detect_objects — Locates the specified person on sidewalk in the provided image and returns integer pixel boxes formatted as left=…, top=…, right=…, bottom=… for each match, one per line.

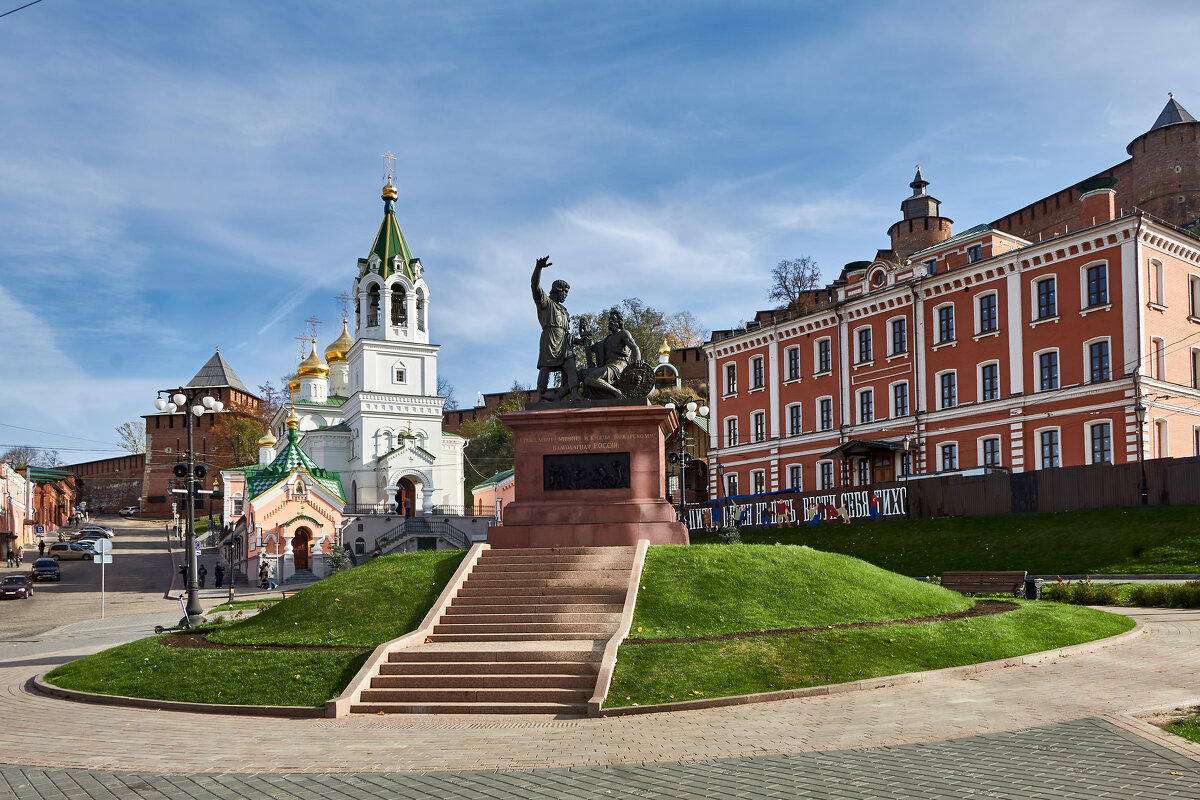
left=259, top=561, right=269, bottom=589
left=198, top=563, right=208, bottom=588
left=266, top=562, right=277, bottom=591
left=214, top=563, right=225, bottom=588
left=37, top=539, right=45, bottom=558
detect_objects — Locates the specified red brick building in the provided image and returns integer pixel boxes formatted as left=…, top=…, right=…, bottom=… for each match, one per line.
left=706, top=97, right=1200, bottom=499
left=64, top=454, right=145, bottom=514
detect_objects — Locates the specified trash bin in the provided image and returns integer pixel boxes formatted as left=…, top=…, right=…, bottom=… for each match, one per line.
left=1024, top=577, right=1044, bottom=600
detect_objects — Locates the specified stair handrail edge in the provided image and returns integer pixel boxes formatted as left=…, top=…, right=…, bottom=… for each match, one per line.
left=587, top=538, right=650, bottom=718
left=324, top=541, right=491, bottom=718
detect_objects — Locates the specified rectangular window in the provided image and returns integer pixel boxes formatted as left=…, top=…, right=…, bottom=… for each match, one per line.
left=752, top=471, right=765, bottom=495
left=1152, top=261, right=1165, bottom=305
left=900, top=451, right=912, bottom=477
left=859, top=390, right=874, bottom=424
left=1190, top=275, right=1200, bottom=317
left=1040, top=430, right=1061, bottom=468
left=1037, top=278, right=1057, bottom=319
left=967, top=244, right=982, bottom=263
left=858, top=328, right=872, bottom=363
left=232, top=497, right=245, bottom=515
left=1089, top=341, right=1111, bottom=383
left=981, top=363, right=1000, bottom=401
left=1039, top=352, right=1059, bottom=391
left=982, top=437, right=1001, bottom=467
left=1087, top=264, right=1109, bottom=306
left=1090, top=423, right=1112, bottom=464
left=819, top=461, right=833, bottom=490
left=941, top=443, right=958, bottom=470
left=937, top=306, right=955, bottom=343
left=819, top=398, right=833, bottom=431
left=788, top=465, right=802, bottom=490
left=979, top=293, right=998, bottom=332
left=940, top=372, right=957, bottom=409
left=817, top=338, right=832, bottom=373
left=787, top=347, right=800, bottom=380
left=726, top=474, right=738, bottom=497
left=856, top=458, right=870, bottom=486
left=394, top=368, right=406, bottom=382
left=789, top=405, right=802, bottom=436
left=893, top=382, right=909, bottom=417
left=753, top=411, right=766, bottom=443
left=1192, top=349, right=1200, bottom=390
left=752, top=357, right=764, bottom=389
left=725, top=364, right=737, bottom=395
left=726, top=417, right=738, bottom=447
left=891, top=318, right=907, bottom=354
left=924, top=257, right=937, bottom=275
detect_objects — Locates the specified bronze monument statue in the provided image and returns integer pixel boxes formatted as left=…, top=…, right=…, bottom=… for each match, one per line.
left=531, top=256, right=581, bottom=402
left=581, top=308, right=642, bottom=398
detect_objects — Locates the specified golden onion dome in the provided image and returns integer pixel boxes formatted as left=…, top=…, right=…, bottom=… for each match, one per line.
left=297, top=342, right=329, bottom=379
left=658, top=338, right=672, bottom=356
left=286, top=373, right=300, bottom=394
left=257, top=430, right=277, bottom=448
left=382, top=181, right=398, bottom=200
left=286, top=407, right=300, bottom=429
left=324, top=318, right=355, bottom=363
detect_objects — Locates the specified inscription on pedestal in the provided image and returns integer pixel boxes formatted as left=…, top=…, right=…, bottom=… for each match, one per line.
left=544, top=452, right=631, bottom=491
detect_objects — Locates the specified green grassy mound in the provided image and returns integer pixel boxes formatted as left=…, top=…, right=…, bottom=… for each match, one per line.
left=609, top=602, right=1133, bottom=707
left=691, top=506, right=1200, bottom=575
left=629, top=544, right=972, bottom=639
left=44, top=550, right=466, bottom=706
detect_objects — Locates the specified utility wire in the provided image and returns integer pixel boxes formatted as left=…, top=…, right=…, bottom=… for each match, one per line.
left=0, top=0, right=44, bottom=20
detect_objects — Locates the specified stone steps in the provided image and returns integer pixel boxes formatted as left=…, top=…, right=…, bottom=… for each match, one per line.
left=346, top=545, right=635, bottom=716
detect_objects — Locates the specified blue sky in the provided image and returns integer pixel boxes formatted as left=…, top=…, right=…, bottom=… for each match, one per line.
left=2, top=1, right=1199, bottom=460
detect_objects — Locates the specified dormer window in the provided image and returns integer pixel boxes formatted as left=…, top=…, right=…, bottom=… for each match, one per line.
left=871, top=270, right=886, bottom=287
left=368, top=254, right=381, bottom=274
left=967, top=245, right=982, bottom=263
left=924, top=258, right=937, bottom=275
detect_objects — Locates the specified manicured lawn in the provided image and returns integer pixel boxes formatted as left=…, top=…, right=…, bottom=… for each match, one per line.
left=692, top=506, right=1200, bottom=575
left=629, top=544, right=970, bottom=639
left=44, top=636, right=368, bottom=707
left=609, top=602, right=1133, bottom=707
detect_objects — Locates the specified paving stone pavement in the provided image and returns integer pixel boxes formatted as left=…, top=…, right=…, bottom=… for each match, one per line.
left=1, top=607, right=1199, bottom=798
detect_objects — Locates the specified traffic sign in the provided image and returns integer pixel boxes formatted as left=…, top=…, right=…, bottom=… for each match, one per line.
left=93, top=554, right=113, bottom=564
left=34, top=525, right=44, bottom=534
left=94, top=538, right=112, bottom=554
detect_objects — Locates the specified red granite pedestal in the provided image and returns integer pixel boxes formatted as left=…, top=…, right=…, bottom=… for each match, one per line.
left=487, top=404, right=689, bottom=549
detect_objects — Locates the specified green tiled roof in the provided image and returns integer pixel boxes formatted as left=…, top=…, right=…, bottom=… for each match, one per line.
left=234, top=425, right=345, bottom=502
left=473, top=468, right=514, bottom=490
left=314, top=422, right=351, bottom=432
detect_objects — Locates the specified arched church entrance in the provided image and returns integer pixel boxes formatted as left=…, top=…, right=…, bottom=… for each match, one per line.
left=396, top=476, right=421, bottom=517
left=292, top=527, right=313, bottom=571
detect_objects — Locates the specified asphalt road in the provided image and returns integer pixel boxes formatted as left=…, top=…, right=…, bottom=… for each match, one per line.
left=0, top=515, right=182, bottom=639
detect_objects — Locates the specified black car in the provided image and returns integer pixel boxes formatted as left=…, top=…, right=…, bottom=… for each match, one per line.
left=30, top=558, right=61, bottom=581
left=0, top=574, right=33, bottom=599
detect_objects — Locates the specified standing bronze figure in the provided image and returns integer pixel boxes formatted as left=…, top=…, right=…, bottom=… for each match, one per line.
left=531, top=256, right=580, bottom=402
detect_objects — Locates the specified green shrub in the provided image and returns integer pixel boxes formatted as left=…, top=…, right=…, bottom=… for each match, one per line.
left=1044, top=576, right=1118, bottom=606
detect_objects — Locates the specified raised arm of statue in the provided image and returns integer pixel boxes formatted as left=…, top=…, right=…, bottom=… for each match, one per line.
left=531, top=256, right=551, bottom=307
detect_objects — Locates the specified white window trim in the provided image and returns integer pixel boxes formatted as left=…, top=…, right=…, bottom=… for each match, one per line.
left=977, top=435, right=1002, bottom=468
left=854, top=325, right=873, bottom=364
left=933, top=301, right=957, bottom=344
left=1189, top=274, right=1200, bottom=321
left=751, top=410, right=767, bottom=443
left=1034, top=425, right=1063, bottom=469
left=816, top=395, right=835, bottom=431
left=723, top=415, right=739, bottom=447
left=786, top=463, right=803, bottom=491
left=978, top=360, right=1001, bottom=403
left=1080, top=260, right=1110, bottom=308
left=723, top=363, right=738, bottom=397
left=750, top=356, right=765, bottom=390
left=856, top=387, right=875, bottom=424
left=1150, top=258, right=1165, bottom=306
left=1033, top=347, right=1061, bottom=392
left=887, top=315, right=908, bottom=356
left=1032, top=274, right=1059, bottom=321
left=817, top=459, right=835, bottom=490
left=814, top=337, right=833, bottom=375
left=1083, top=336, right=1113, bottom=383
left=1085, top=419, right=1115, bottom=464
left=786, top=403, right=803, bottom=436
left=889, top=380, right=909, bottom=418
left=784, top=346, right=802, bottom=382
left=750, top=469, right=767, bottom=495
left=974, top=290, right=1000, bottom=335
left=1151, top=336, right=1167, bottom=381
left=938, top=441, right=959, bottom=471
left=1154, top=418, right=1169, bottom=459
left=935, top=369, right=958, bottom=410
left=1191, top=347, right=1200, bottom=390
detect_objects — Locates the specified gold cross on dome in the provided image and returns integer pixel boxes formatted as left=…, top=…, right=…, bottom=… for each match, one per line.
left=305, top=315, right=322, bottom=342
left=295, top=331, right=310, bottom=360
left=336, top=292, right=352, bottom=319
left=382, top=151, right=396, bottom=183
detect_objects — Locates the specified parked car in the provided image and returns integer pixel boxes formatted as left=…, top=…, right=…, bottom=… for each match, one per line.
left=47, top=541, right=93, bottom=561
left=30, top=558, right=61, bottom=581
left=1, top=574, right=33, bottom=599
left=118, top=507, right=139, bottom=516
left=71, top=528, right=113, bottom=540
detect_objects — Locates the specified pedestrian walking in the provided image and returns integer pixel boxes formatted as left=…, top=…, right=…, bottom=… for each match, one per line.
left=259, top=561, right=269, bottom=589
left=5, top=550, right=12, bottom=568
left=266, top=563, right=277, bottom=590
left=198, top=563, right=208, bottom=588
left=37, top=539, right=45, bottom=558
left=214, top=563, right=225, bottom=588
left=179, top=563, right=188, bottom=586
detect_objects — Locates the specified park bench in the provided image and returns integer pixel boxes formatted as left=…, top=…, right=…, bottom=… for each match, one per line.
left=941, top=570, right=1027, bottom=597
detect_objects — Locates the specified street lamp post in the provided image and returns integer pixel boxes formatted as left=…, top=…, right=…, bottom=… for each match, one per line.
left=664, top=401, right=709, bottom=526
left=1135, top=402, right=1148, bottom=506
left=154, top=387, right=224, bottom=624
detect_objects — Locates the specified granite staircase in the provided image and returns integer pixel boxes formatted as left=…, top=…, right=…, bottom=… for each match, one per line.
left=348, top=545, right=635, bottom=715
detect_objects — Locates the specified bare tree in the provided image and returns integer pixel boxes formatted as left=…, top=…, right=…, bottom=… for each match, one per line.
left=768, top=256, right=823, bottom=309
left=257, top=380, right=288, bottom=424
left=437, top=376, right=458, bottom=411
left=114, top=420, right=146, bottom=454
left=1, top=446, right=61, bottom=467
left=664, top=311, right=709, bottom=348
